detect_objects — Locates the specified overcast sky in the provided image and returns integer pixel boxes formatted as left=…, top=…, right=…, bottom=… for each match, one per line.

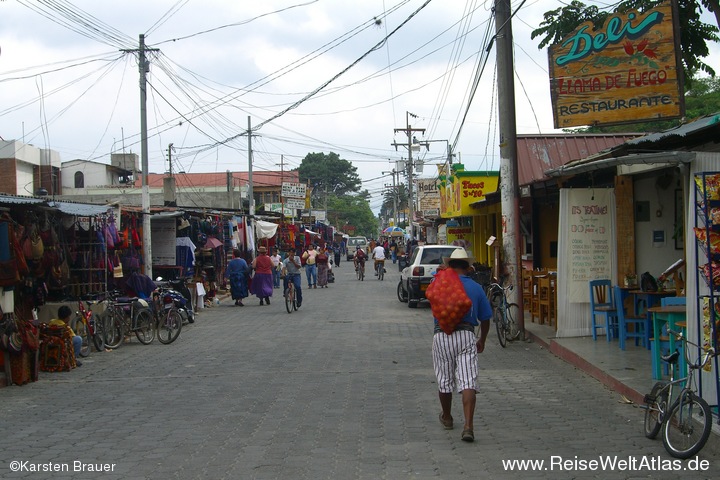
left=1, top=0, right=718, bottom=212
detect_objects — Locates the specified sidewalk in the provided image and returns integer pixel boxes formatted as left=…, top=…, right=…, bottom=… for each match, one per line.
left=525, top=320, right=720, bottom=442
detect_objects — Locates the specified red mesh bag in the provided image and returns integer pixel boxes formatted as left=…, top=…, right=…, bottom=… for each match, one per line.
left=426, top=268, right=472, bottom=334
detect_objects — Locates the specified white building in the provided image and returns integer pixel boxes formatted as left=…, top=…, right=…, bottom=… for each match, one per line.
left=0, top=140, right=61, bottom=196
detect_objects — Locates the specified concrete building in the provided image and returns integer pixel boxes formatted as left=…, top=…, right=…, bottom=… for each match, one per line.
left=0, top=140, right=62, bottom=196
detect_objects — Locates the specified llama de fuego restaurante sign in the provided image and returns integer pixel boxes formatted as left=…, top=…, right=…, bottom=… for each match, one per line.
left=548, top=1, right=683, bottom=128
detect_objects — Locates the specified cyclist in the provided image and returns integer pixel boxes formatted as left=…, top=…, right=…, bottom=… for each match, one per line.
left=372, top=243, right=386, bottom=276
left=282, top=249, right=303, bottom=308
left=354, top=247, right=367, bottom=275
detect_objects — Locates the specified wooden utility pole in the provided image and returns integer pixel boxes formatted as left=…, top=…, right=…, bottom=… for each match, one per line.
left=392, top=112, right=425, bottom=240
left=495, top=0, right=524, bottom=334
left=247, top=116, right=254, bottom=216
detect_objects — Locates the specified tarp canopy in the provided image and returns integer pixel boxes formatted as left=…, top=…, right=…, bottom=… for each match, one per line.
left=256, top=220, right=279, bottom=240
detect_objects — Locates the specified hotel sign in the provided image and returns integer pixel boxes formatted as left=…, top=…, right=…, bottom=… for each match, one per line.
left=548, top=1, right=683, bottom=128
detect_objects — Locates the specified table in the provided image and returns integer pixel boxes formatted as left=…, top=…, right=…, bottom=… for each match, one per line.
left=648, top=305, right=687, bottom=380
left=629, top=290, right=677, bottom=349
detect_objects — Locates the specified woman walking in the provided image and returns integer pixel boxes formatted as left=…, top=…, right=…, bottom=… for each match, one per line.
left=251, top=246, right=274, bottom=305
left=227, top=249, right=250, bottom=306
left=316, top=246, right=330, bottom=288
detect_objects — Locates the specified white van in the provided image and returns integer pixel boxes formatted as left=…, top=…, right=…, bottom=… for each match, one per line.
left=346, top=236, right=368, bottom=261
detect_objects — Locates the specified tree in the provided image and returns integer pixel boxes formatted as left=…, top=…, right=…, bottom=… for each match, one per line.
left=296, top=152, right=362, bottom=207
left=327, top=193, right=378, bottom=238
left=532, top=0, right=719, bottom=81
left=380, top=183, right=408, bottom=221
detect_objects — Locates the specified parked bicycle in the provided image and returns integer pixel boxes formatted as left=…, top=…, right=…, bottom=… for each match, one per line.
left=642, top=329, right=716, bottom=459
left=485, top=281, right=520, bottom=348
left=151, top=286, right=183, bottom=344
left=69, top=295, right=107, bottom=355
left=102, top=291, right=156, bottom=349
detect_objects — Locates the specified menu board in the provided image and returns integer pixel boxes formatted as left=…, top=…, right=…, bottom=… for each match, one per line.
left=567, top=189, right=613, bottom=302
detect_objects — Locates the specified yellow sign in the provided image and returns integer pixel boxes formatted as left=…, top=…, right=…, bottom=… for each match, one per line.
left=439, top=172, right=499, bottom=218
left=446, top=226, right=474, bottom=256
left=548, top=1, right=683, bottom=128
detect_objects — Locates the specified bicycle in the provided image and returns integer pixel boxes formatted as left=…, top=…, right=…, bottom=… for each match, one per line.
left=356, top=260, right=365, bottom=281
left=69, top=296, right=107, bottom=356
left=375, top=259, right=385, bottom=281
left=485, top=281, right=520, bottom=348
left=102, top=292, right=156, bottom=349
left=284, top=277, right=298, bottom=314
left=642, top=329, right=716, bottom=459
left=151, top=287, right=183, bottom=344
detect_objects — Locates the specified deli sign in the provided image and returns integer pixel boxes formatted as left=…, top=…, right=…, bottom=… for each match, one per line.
left=548, top=1, right=683, bottom=128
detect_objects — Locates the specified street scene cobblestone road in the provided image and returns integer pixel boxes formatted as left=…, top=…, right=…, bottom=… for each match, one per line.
left=1, top=266, right=718, bottom=479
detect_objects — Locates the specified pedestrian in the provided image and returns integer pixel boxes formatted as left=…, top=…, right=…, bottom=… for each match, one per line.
left=251, top=246, right=274, bottom=306
left=282, top=249, right=303, bottom=308
left=226, top=248, right=250, bottom=306
left=332, top=242, right=341, bottom=267
left=302, top=244, right=318, bottom=288
left=390, top=239, right=398, bottom=264
left=432, top=248, right=492, bottom=443
left=316, top=246, right=330, bottom=288
left=270, top=247, right=282, bottom=288
left=49, top=306, right=83, bottom=366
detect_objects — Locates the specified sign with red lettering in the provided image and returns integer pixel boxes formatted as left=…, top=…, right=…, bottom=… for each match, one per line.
left=548, top=1, right=683, bottom=128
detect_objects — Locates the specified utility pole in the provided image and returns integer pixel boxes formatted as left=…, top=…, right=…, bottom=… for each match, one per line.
left=123, top=34, right=159, bottom=278
left=278, top=154, right=285, bottom=221
left=495, top=0, right=524, bottom=334
left=163, top=142, right=177, bottom=207
left=392, top=111, right=425, bottom=240
left=247, top=116, right=254, bottom=216
left=167, top=143, right=174, bottom=176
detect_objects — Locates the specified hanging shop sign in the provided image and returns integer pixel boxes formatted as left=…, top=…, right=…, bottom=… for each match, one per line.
left=417, top=178, right=441, bottom=215
left=439, top=171, right=499, bottom=218
left=446, top=226, right=474, bottom=257
left=282, top=198, right=305, bottom=209
left=281, top=182, right=307, bottom=199
left=301, top=216, right=316, bottom=225
left=310, top=210, right=327, bottom=222
left=548, top=1, right=683, bottom=128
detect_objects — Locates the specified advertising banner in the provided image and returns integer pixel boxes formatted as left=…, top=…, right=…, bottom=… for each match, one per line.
left=548, top=1, right=682, bottom=128
left=446, top=226, right=474, bottom=257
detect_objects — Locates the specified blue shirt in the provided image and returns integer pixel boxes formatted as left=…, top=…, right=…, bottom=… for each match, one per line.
left=433, top=275, right=493, bottom=327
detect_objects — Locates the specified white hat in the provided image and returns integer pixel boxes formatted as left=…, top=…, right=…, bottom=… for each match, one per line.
left=443, top=248, right=475, bottom=266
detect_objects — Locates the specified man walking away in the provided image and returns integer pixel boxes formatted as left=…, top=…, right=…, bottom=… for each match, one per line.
left=432, top=248, right=492, bottom=442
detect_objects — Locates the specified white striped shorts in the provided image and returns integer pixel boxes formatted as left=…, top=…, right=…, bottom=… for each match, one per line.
left=432, top=330, right=478, bottom=393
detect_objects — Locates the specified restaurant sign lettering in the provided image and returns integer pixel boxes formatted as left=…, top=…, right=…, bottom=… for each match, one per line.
left=548, top=1, right=683, bottom=128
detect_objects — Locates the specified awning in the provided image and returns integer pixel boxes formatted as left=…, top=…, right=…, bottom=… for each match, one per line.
left=0, top=194, right=44, bottom=206
left=544, top=151, right=695, bottom=178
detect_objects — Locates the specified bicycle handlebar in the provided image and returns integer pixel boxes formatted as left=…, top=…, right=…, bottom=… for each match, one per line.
left=666, top=329, right=717, bottom=368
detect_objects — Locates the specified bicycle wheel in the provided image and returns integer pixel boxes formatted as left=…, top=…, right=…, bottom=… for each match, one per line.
left=285, top=286, right=294, bottom=314
left=644, top=381, right=668, bottom=439
left=662, top=391, right=712, bottom=459
left=134, top=309, right=156, bottom=345
left=70, top=316, right=91, bottom=357
left=103, top=309, right=124, bottom=349
left=505, top=303, right=521, bottom=341
left=360, top=266, right=364, bottom=281
left=493, top=306, right=507, bottom=348
left=89, top=314, right=106, bottom=352
left=378, top=264, right=384, bottom=281
left=157, top=308, right=182, bottom=344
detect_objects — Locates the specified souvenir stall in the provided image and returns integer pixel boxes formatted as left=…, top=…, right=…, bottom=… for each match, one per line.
left=0, top=197, right=112, bottom=386
left=186, top=213, right=228, bottom=303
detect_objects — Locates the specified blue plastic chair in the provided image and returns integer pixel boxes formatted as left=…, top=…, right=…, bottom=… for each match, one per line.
left=614, top=286, right=648, bottom=350
left=589, top=280, right=617, bottom=341
left=658, top=297, right=687, bottom=376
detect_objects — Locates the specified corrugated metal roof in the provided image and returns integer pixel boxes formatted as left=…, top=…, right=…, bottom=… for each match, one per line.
left=0, top=194, right=44, bottom=206
left=625, top=113, right=720, bottom=146
left=134, top=171, right=300, bottom=188
left=517, top=134, right=639, bottom=185
left=48, top=201, right=110, bottom=216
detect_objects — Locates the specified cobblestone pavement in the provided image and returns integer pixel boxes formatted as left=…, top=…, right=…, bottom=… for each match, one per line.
left=1, top=265, right=718, bottom=479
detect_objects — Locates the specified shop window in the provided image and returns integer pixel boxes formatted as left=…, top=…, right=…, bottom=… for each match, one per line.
left=74, top=171, right=84, bottom=188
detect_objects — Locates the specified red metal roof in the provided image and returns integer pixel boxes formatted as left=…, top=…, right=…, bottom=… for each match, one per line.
left=134, top=170, right=299, bottom=188
left=517, top=134, right=639, bottom=185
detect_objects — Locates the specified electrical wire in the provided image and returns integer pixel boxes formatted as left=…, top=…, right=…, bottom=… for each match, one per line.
left=145, top=0, right=189, bottom=36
